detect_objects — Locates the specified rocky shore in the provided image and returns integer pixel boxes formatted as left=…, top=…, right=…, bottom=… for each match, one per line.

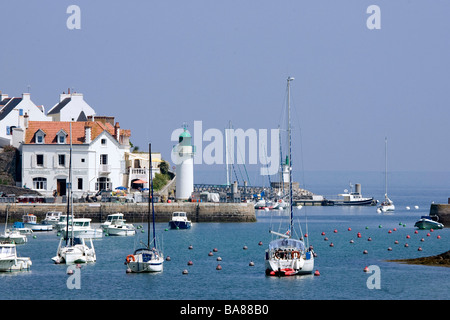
left=388, top=250, right=450, bottom=267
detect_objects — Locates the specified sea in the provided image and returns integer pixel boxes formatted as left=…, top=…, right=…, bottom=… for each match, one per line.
left=1, top=170, right=449, bottom=305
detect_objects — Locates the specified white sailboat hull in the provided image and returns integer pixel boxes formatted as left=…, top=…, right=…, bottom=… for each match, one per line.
left=0, top=257, right=32, bottom=272
left=127, top=255, right=164, bottom=273
left=52, top=238, right=96, bottom=264
left=106, top=225, right=136, bottom=236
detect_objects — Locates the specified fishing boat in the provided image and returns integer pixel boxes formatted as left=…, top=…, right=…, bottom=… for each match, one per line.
left=0, top=242, right=32, bottom=272
left=125, top=143, right=164, bottom=273
left=414, top=216, right=444, bottom=230
left=106, top=219, right=136, bottom=236
left=52, top=121, right=96, bottom=264
left=333, top=183, right=376, bottom=206
left=265, top=77, right=314, bottom=277
left=11, top=222, right=33, bottom=235
left=43, top=211, right=62, bottom=226
left=168, top=211, right=192, bottom=229
left=377, top=138, right=395, bottom=213
left=22, top=213, right=53, bottom=231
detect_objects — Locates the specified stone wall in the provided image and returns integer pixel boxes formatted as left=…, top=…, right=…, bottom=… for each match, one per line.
left=0, top=202, right=256, bottom=223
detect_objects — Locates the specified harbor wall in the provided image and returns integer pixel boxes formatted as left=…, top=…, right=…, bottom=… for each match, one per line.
left=429, top=204, right=450, bottom=227
left=0, top=202, right=256, bottom=223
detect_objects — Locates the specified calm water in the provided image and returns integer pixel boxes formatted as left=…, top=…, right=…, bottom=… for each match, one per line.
left=1, top=171, right=449, bottom=300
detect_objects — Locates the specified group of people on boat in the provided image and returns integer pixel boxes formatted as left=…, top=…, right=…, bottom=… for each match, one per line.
left=273, top=248, right=302, bottom=260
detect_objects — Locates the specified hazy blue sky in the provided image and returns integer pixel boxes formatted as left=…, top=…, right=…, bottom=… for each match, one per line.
left=1, top=1, right=450, bottom=181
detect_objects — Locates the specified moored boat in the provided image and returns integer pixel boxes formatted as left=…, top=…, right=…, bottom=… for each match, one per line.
left=414, top=216, right=444, bottom=230
left=0, top=242, right=32, bottom=272
left=169, top=211, right=192, bottom=229
left=23, top=213, right=53, bottom=231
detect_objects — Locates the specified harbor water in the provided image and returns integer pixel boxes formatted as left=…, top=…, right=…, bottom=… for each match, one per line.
left=1, top=171, right=449, bottom=300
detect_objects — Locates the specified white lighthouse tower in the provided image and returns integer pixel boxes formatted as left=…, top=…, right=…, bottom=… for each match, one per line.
left=173, top=126, right=195, bottom=200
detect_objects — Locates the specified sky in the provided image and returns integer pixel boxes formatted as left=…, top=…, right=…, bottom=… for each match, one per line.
left=1, top=0, right=450, bottom=184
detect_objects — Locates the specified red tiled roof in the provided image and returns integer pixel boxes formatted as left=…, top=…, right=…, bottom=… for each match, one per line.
left=24, top=121, right=125, bottom=144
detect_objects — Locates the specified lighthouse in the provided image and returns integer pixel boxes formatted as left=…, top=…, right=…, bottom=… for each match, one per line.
left=173, top=126, right=195, bottom=200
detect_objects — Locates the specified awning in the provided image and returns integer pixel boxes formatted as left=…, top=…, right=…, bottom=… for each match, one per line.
left=133, top=179, right=147, bottom=184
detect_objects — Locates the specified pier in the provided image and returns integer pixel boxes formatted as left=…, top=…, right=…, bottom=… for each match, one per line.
left=0, top=202, right=256, bottom=223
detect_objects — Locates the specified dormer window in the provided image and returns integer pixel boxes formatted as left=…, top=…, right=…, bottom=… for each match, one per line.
left=35, top=129, right=46, bottom=144
left=56, top=129, right=68, bottom=144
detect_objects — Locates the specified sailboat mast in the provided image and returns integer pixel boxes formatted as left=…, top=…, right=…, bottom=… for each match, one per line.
left=65, top=121, right=73, bottom=246
left=287, top=76, right=294, bottom=234
left=385, top=137, right=388, bottom=199
left=149, top=143, right=156, bottom=247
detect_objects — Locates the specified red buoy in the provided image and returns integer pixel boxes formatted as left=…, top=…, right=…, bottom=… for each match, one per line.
left=314, top=270, right=320, bottom=276
left=387, top=247, right=392, bottom=251
left=348, top=227, right=352, bottom=231
left=437, top=235, right=441, bottom=239
left=329, top=242, right=334, bottom=247
left=363, top=250, right=368, bottom=254
left=388, top=230, right=392, bottom=234
left=418, top=247, right=423, bottom=251
left=426, top=233, right=431, bottom=237
left=321, top=232, right=326, bottom=236
left=406, top=235, right=410, bottom=239
left=216, top=264, right=222, bottom=270
left=334, top=229, right=338, bottom=233
left=363, top=266, right=369, bottom=272
left=187, top=260, right=193, bottom=266
left=414, top=230, right=418, bottom=234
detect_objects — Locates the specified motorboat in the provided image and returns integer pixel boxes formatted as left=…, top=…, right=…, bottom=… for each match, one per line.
left=60, top=218, right=103, bottom=239
left=43, top=211, right=62, bottom=226
left=52, top=237, right=96, bottom=264
left=414, top=216, right=444, bottom=230
left=101, top=213, right=125, bottom=231
left=265, top=77, right=314, bottom=277
left=168, top=211, right=192, bottom=229
left=254, top=199, right=273, bottom=210
left=0, top=242, right=32, bottom=272
left=106, top=219, right=136, bottom=236
left=125, top=143, right=164, bottom=273
left=56, top=215, right=73, bottom=232
left=272, top=199, right=288, bottom=210
left=0, top=230, right=27, bottom=245
left=22, top=213, right=53, bottom=231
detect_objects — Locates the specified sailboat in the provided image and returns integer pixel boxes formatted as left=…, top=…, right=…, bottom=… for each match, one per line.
left=52, top=122, right=96, bottom=264
left=265, top=77, right=314, bottom=277
left=377, top=138, right=395, bottom=213
left=125, top=143, right=164, bottom=273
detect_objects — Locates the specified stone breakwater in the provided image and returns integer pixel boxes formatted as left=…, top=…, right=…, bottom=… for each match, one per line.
left=429, top=203, right=450, bottom=227
left=0, top=202, right=256, bottom=223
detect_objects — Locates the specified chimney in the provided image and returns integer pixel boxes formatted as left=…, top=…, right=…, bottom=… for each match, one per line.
left=85, top=124, right=92, bottom=143
left=22, top=93, right=31, bottom=100
left=24, top=112, right=29, bottom=129
left=114, top=122, right=120, bottom=141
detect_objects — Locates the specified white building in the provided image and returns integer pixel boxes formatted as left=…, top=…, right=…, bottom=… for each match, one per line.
left=0, top=92, right=49, bottom=147
left=18, top=119, right=131, bottom=197
left=46, top=90, right=96, bottom=122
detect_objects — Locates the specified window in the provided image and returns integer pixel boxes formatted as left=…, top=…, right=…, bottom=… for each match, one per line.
left=36, top=154, right=44, bottom=167
left=77, top=178, right=83, bottom=190
left=58, top=135, right=65, bottom=144
left=36, top=135, right=44, bottom=144
left=100, top=154, right=108, bottom=165
left=33, top=177, right=47, bottom=190
left=101, top=139, right=107, bottom=145
left=95, top=177, right=111, bottom=191
left=58, top=154, right=65, bottom=166
left=81, top=158, right=85, bottom=163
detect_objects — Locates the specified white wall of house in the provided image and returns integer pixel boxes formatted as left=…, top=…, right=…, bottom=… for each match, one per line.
left=21, top=130, right=129, bottom=198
